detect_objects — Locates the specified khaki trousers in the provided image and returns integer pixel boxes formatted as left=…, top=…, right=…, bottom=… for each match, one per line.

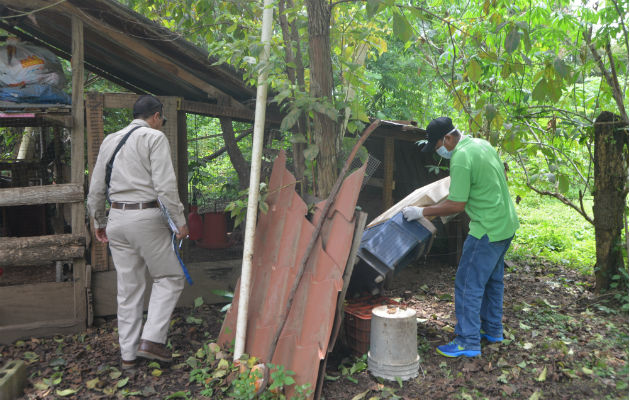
left=106, top=208, right=185, bottom=361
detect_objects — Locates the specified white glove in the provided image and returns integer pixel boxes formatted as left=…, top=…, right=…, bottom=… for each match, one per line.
left=402, top=206, right=425, bottom=221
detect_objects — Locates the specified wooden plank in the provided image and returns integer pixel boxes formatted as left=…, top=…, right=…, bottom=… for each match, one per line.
left=92, top=259, right=240, bottom=317
left=0, top=183, right=83, bottom=207
left=0, top=282, right=75, bottom=327
left=383, top=137, right=395, bottom=210
left=0, top=234, right=85, bottom=267
left=71, top=15, right=87, bottom=333
left=102, top=92, right=138, bottom=109
left=0, top=319, right=84, bottom=345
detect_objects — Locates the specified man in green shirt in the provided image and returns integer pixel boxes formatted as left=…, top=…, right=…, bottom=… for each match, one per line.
left=403, top=117, right=519, bottom=357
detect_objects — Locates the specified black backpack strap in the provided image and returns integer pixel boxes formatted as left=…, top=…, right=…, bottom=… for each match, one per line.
left=105, top=125, right=142, bottom=201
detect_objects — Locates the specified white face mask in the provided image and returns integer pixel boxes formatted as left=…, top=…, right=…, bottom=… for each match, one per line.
left=436, top=145, right=453, bottom=159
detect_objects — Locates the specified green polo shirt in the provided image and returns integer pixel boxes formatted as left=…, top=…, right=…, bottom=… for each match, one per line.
left=447, top=136, right=519, bottom=241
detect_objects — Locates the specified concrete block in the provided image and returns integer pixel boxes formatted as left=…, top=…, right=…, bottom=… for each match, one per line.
left=0, top=360, right=26, bottom=400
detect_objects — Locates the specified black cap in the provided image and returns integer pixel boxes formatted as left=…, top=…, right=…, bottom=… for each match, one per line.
left=422, top=117, right=455, bottom=152
left=133, top=95, right=166, bottom=125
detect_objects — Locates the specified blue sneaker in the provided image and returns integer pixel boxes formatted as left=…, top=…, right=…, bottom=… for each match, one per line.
left=480, top=330, right=503, bottom=343
left=436, top=341, right=481, bottom=358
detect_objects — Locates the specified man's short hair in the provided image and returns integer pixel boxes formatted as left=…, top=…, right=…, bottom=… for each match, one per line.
left=133, top=95, right=163, bottom=120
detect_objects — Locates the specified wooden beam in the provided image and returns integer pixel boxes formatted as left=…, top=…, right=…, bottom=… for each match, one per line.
left=102, top=92, right=138, bottom=109
left=0, top=319, right=84, bottom=345
left=92, top=260, right=240, bottom=316
left=180, top=99, right=282, bottom=125
left=372, top=127, right=426, bottom=142
left=71, top=15, right=87, bottom=331
left=0, top=234, right=85, bottom=267
left=0, top=183, right=83, bottom=207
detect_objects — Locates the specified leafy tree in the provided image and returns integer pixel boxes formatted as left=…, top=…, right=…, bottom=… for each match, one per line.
left=120, top=0, right=628, bottom=291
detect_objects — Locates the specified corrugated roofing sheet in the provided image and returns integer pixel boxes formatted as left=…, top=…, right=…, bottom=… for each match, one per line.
left=219, top=151, right=366, bottom=398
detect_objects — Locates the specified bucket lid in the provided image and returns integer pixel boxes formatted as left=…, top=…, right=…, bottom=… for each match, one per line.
left=372, top=305, right=416, bottom=319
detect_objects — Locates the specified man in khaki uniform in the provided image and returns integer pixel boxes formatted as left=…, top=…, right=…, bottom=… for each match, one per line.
left=87, top=95, right=189, bottom=369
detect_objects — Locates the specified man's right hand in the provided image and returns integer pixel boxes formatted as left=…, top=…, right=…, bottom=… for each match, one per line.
left=176, top=224, right=189, bottom=240
left=402, top=206, right=425, bottom=221
left=95, top=227, right=108, bottom=243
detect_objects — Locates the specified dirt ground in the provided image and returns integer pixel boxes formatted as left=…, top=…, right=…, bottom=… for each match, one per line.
left=1, top=257, right=627, bottom=399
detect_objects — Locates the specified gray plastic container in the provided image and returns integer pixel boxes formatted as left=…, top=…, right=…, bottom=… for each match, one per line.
left=367, top=305, right=419, bottom=381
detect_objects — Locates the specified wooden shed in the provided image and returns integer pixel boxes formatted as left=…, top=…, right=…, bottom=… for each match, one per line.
left=0, top=0, right=280, bottom=344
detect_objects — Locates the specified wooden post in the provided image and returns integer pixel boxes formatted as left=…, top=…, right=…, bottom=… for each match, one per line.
left=86, top=92, right=109, bottom=272
left=71, top=15, right=87, bottom=328
left=177, top=109, right=189, bottom=260
left=383, top=137, right=395, bottom=210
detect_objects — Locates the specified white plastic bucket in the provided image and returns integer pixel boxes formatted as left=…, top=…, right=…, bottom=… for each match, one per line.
left=367, top=305, right=419, bottom=381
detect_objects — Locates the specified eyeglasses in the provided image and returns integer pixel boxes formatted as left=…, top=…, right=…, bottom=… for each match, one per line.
left=157, top=112, right=167, bottom=127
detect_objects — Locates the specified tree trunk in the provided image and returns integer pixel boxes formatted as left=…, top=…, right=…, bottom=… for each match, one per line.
left=593, top=111, right=628, bottom=291
left=219, top=117, right=250, bottom=190
left=306, top=0, right=338, bottom=198
left=281, top=0, right=308, bottom=195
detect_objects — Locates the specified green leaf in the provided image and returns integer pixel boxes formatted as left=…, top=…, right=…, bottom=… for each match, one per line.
left=536, top=366, right=547, bottom=381
left=366, top=0, right=381, bottom=18
left=148, top=361, right=161, bottom=369
left=23, top=351, right=39, bottom=362
left=194, top=296, right=204, bottom=308
left=303, top=143, right=319, bottom=162
left=280, top=108, right=301, bottom=131
left=523, top=30, right=532, bottom=52
left=109, top=370, right=122, bottom=380
left=485, top=104, right=497, bottom=122
left=290, top=133, right=307, bottom=144
left=466, top=59, right=482, bottom=82
left=186, top=316, right=203, bottom=325
left=351, top=389, right=369, bottom=400
left=56, top=388, right=80, bottom=397
left=152, top=369, right=163, bottom=377
left=393, top=10, right=414, bottom=43
left=504, top=26, right=521, bottom=53
left=532, top=79, right=548, bottom=102
left=86, top=378, right=100, bottom=390
left=117, top=377, right=129, bottom=388
left=165, top=392, right=189, bottom=399
left=558, top=174, right=569, bottom=193
left=553, top=57, right=569, bottom=79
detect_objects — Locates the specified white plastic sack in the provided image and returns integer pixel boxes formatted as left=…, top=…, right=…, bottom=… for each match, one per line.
left=0, top=37, right=66, bottom=89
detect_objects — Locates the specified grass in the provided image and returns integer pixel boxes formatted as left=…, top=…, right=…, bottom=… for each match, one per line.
left=508, top=194, right=596, bottom=275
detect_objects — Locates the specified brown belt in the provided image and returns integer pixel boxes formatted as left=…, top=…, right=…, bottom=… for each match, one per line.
left=110, top=201, right=158, bottom=210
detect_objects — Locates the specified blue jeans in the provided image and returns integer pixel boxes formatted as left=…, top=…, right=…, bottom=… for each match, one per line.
left=453, top=234, right=513, bottom=350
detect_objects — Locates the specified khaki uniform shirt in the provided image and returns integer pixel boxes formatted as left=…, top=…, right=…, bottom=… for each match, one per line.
left=87, top=119, right=185, bottom=229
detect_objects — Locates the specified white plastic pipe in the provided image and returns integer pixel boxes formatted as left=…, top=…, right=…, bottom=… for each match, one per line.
left=233, top=0, right=274, bottom=361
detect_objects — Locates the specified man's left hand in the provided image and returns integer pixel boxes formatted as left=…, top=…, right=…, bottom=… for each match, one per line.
left=95, top=227, right=108, bottom=243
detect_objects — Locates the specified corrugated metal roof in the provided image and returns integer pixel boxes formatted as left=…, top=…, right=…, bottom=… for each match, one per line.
left=219, top=151, right=366, bottom=398
left=0, top=0, right=256, bottom=105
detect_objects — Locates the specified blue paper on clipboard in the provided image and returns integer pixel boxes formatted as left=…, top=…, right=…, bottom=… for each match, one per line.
left=158, top=198, right=193, bottom=285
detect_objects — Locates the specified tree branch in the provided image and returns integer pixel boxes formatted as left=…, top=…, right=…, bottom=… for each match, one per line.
left=516, top=154, right=594, bottom=225
left=584, top=29, right=629, bottom=124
